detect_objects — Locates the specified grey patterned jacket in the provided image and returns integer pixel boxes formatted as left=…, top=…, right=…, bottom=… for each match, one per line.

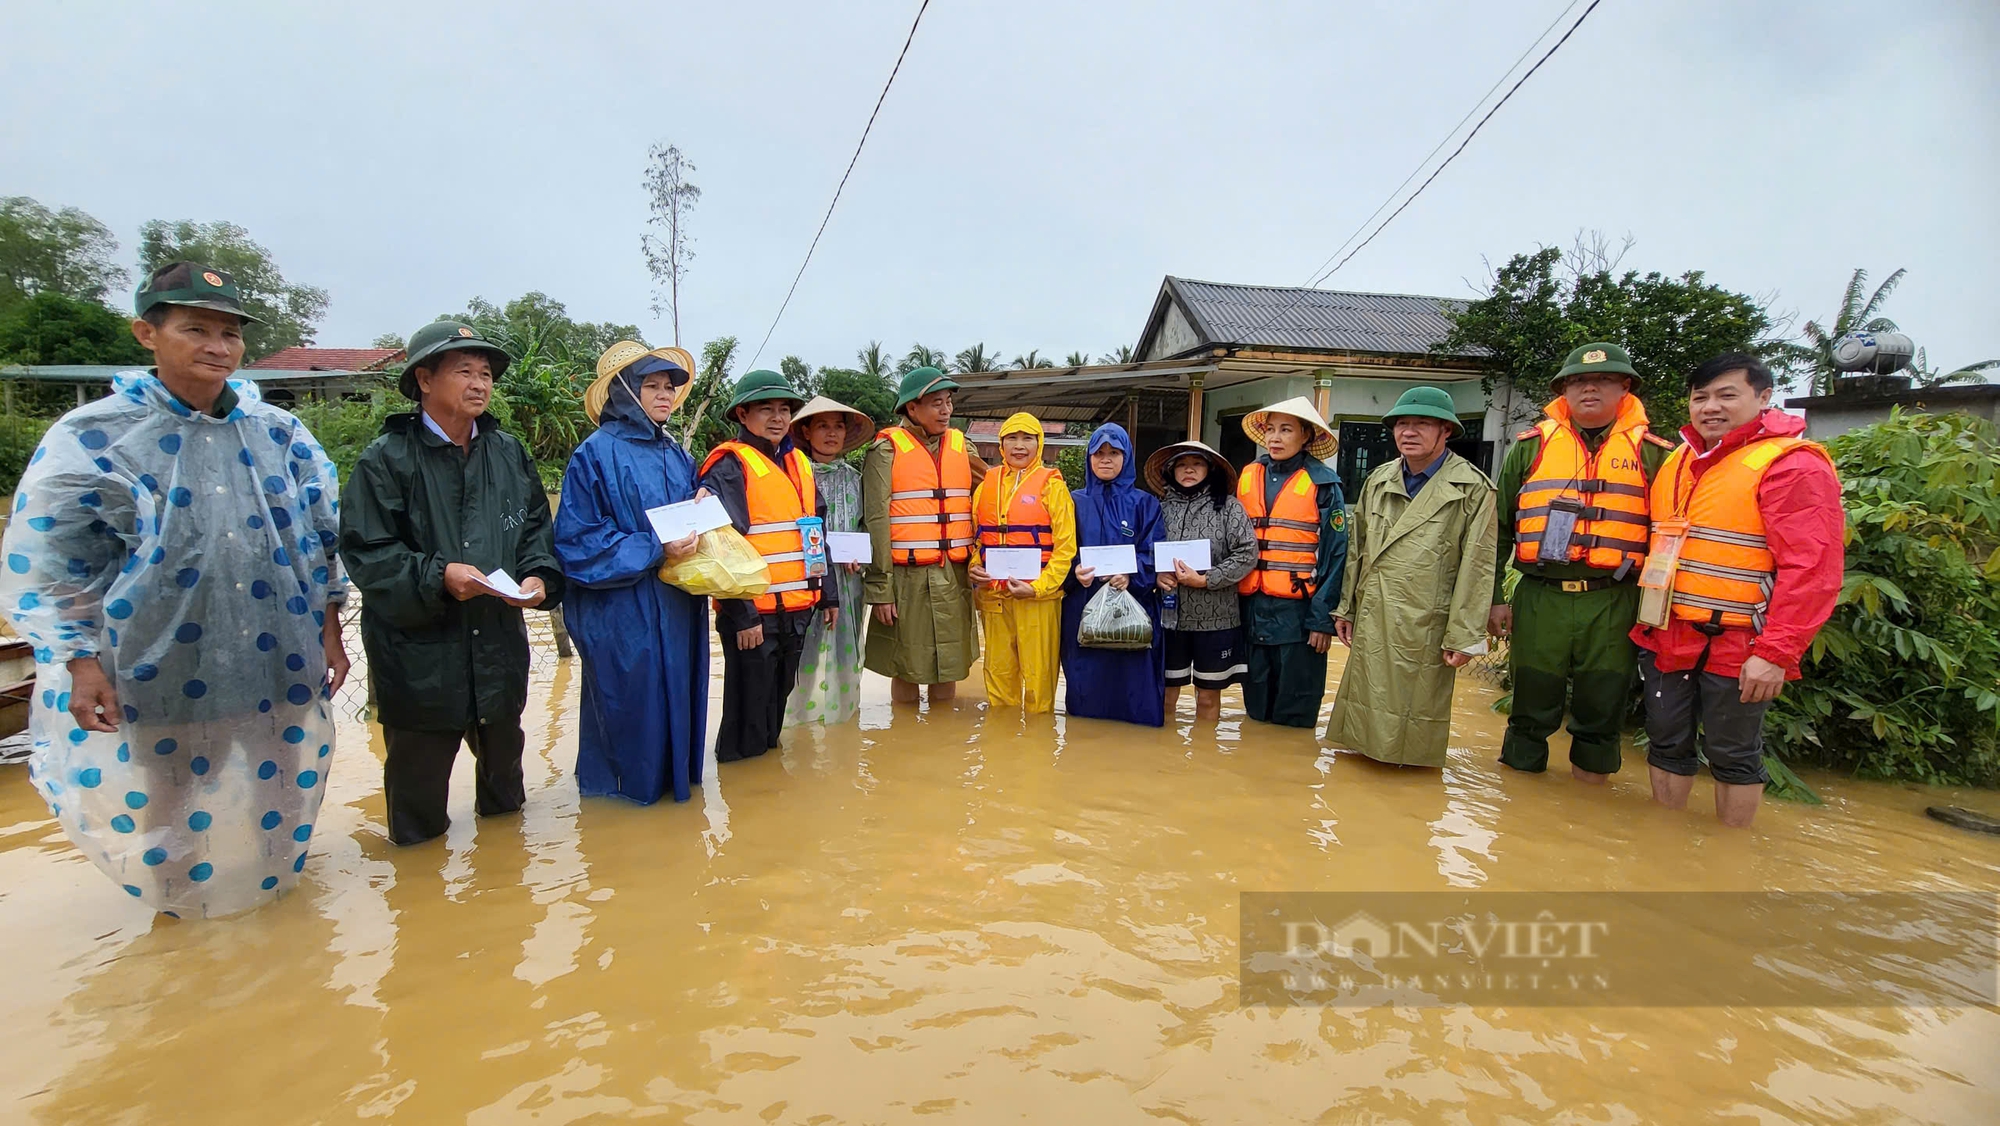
left=1158, top=490, right=1259, bottom=632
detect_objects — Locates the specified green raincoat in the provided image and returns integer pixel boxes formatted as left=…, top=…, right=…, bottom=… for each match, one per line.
left=860, top=421, right=988, bottom=684
left=1328, top=451, right=1498, bottom=767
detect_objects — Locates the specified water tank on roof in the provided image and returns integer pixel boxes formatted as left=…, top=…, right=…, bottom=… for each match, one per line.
left=1831, top=331, right=1915, bottom=374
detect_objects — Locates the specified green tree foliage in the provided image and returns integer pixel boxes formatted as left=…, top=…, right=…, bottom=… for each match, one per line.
left=288, top=383, right=401, bottom=484
left=1063, top=351, right=1090, bottom=368
left=1768, top=410, right=2000, bottom=786
left=898, top=343, right=946, bottom=376
left=1798, top=267, right=1997, bottom=393
left=855, top=341, right=892, bottom=379
left=676, top=335, right=741, bottom=460
left=953, top=343, right=1004, bottom=374
left=779, top=355, right=817, bottom=397
left=0, top=291, right=149, bottom=367
left=371, top=331, right=406, bottom=351
left=816, top=368, right=898, bottom=427
left=1055, top=445, right=1085, bottom=490
left=1098, top=345, right=1136, bottom=365
left=138, top=220, right=329, bottom=363
left=0, top=196, right=130, bottom=310
left=1437, top=243, right=1784, bottom=432
left=1, top=415, right=54, bottom=498
left=1010, top=350, right=1055, bottom=369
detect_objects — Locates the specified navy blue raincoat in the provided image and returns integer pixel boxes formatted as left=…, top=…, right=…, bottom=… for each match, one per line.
left=1061, top=424, right=1166, bottom=727
left=554, top=385, right=709, bottom=803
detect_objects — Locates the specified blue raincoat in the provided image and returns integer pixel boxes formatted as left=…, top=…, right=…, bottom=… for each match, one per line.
left=553, top=381, right=709, bottom=803
left=0, top=371, right=346, bottom=917
left=1060, top=424, right=1166, bottom=727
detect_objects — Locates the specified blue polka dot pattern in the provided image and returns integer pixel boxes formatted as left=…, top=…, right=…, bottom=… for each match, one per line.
left=77, top=768, right=102, bottom=788
left=293, top=824, right=313, bottom=842
left=132, top=663, right=158, bottom=681
left=175, top=567, right=201, bottom=588
left=296, top=770, right=319, bottom=788
left=110, top=815, right=135, bottom=833
left=78, top=429, right=110, bottom=450
left=261, top=810, right=282, bottom=830
left=169, top=486, right=193, bottom=507
left=175, top=622, right=202, bottom=643
left=257, top=632, right=279, bottom=651
left=154, top=738, right=177, bottom=755
left=142, top=847, right=167, bottom=866
left=261, top=876, right=279, bottom=890
left=182, top=679, right=207, bottom=699
left=189, top=756, right=209, bottom=775
left=159, top=434, right=182, bottom=454
left=188, top=811, right=212, bottom=831
left=257, top=760, right=278, bottom=780
left=251, top=580, right=273, bottom=600
left=285, top=653, right=305, bottom=672
left=286, top=684, right=312, bottom=706
left=188, top=863, right=213, bottom=882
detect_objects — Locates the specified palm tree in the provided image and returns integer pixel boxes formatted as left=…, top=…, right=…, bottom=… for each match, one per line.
left=1097, top=345, right=1136, bottom=365
left=1063, top=351, right=1090, bottom=368
left=954, top=343, right=1004, bottom=374
left=856, top=340, right=891, bottom=379
left=1010, top=350, right=1056, bottom=370
left=899, top=343, right=947, bottom=375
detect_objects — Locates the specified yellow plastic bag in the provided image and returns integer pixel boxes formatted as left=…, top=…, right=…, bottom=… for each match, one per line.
left=658, top=526, right=771, bottom=598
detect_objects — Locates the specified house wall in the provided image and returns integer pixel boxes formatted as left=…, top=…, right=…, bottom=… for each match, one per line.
left=1144, top=303, right=1204, bottom=361
left=1201, top=373, right=1514, bottom=447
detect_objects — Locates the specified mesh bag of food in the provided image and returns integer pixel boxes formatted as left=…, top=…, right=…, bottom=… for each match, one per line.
left=1078, top=582, right=1154, bottom=650
left=657, top=526, right=771, bottom=599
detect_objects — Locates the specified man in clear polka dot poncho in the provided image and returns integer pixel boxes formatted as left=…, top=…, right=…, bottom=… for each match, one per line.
left=0, top=262, right=349, bottom=918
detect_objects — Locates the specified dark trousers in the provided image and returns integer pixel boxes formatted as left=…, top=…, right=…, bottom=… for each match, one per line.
left=1244, top=641, right=1328, bottom=728
left=382, top=720, right=527, bottom=846
left=717, top=611, right=809, bottom=762
left=1639, top=652, right=1772, bottom=787
left=1500, top=578, right=1641, bottom=775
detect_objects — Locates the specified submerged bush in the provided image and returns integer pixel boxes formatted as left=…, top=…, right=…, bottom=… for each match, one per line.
left=1771, top=410, right=2000, bottom=786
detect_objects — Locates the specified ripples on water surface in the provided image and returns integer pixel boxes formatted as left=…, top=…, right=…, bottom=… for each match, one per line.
left=1, top=649, right=1996, bottom=1124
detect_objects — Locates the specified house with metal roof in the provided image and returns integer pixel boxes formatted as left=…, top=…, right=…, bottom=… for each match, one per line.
left=947, top=276, right=1526, bottom=496
left=1, top=363, right=385, bottom=409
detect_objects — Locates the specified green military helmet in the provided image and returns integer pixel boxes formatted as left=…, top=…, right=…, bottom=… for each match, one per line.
left=400, top=320, right=514, bottom=400
left=1553, top=342, right=1639, bottom=391
left=894, top=366, right=960, bottom=413
left=135, top=261, right=262, bottom=323
left=1383, top=386, right=1464, bottom=436
left=725, top=369, right=808, bottom=416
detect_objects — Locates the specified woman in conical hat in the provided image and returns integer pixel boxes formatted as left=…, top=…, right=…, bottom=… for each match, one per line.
left=1144, top=441, right=1259, bottom=722
left=554, top=341, right=711, bottom=803
left=785, top=397, right=875, bottom=726
left=1235, top=395, right=1349, bottom=728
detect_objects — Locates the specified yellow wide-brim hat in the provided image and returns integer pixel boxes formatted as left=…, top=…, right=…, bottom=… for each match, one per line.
left=790, top=396, right=876, bottom=456
left=1242, top=396, right=1339, bottom=460
left=586, top=341, right=696, bottom=425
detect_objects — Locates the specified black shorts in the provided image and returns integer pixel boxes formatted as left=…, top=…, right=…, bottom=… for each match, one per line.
left=1638, top=651, right=1772, bottom=786
left=1165, top=627, right=1246, bottom=689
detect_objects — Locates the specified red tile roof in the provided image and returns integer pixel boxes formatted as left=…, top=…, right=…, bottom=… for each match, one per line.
left=248, top=347, right=404, bottom=371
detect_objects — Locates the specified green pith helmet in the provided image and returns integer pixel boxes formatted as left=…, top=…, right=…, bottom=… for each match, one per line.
left=1553, top=342, right=1639, bottom=391
left=400, top=320, right=513, bottom=400
left=135, top=261, right=262, bottom=323
left=1383, top=386, right=1464, bottom=435
left=894, top=366, right=960, bottom=413
left=725, top=369, right=807, bottom=416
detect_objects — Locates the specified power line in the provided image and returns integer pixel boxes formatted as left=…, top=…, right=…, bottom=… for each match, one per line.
left=747, top=0, right=932, bottom=369
left=1237, top=0, right=1607, bottom=343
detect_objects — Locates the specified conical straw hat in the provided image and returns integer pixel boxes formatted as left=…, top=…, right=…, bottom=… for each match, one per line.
left=1142, top=440, right=1237, bottom=494
left=1242, top=396, right=1338, bottom=460
left=790, top=396, right=875, bottom=456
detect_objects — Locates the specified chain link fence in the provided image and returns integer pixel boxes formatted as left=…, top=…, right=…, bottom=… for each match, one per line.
left=329, top=599, right=574, bottom=722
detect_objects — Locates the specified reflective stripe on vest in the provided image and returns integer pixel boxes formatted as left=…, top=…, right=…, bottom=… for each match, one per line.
left=1515, top=398, right=1655, bottom=570
left=1236, top=463, right=1320, bottom=599
left=699, top=441, right=821, bottom=613
left=974, top=465, right=1058, bottom=564
left=1650, top=434, right=1831, bottom=632
left=882, top=426, right=975, bottom=565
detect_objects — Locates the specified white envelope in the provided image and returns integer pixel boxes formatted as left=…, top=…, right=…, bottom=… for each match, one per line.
left=646, top=494, right=732, bottom=543
left=1078, top=543, right=1138, bottom=576
left=476, top=568, right=527, bottom=600
left=982, top=547, right=1043, bottom=581
left=827, top=531, right=873, bottom=564
left=1154, top=538, right=1212, bottom=572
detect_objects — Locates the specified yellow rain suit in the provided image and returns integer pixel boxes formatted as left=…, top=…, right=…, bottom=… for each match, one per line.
left=971, top=414, right=1077, bottom=712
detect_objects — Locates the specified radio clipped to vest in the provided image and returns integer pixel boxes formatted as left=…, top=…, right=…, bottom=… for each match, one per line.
left=1535, top=496, right=1586, bottom=564
left=1636, top=517, right=1689, bottom=628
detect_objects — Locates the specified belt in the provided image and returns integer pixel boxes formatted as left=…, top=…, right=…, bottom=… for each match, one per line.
left=1521, top=573, right=1628, bottom=593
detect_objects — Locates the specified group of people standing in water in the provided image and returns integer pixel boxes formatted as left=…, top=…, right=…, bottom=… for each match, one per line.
left=2, top=260, right=1843, bottom=919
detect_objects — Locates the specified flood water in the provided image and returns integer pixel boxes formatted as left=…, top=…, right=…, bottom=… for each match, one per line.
left=2, top=645, right=1997, bottom=1124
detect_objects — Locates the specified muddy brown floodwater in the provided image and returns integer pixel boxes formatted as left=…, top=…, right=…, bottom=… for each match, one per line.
left=1, top=646, right=1996, bottom=1124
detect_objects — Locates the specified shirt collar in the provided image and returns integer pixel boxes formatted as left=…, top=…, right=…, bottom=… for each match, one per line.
left=422, top=410, right=479, bottom=444
left=1401, top=450, right=1446, bottom=493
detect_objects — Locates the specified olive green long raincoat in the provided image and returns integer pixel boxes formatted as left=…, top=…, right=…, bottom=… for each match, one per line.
left=1328, top=451, right=1498, bottom=767
left=860, top=420, right=989, bottom=684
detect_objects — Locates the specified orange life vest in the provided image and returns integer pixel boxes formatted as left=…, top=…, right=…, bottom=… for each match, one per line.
left=883, top=426, right=974, bottom=565
left=699, top=441, right=822, bottom=613
left=975, top=466, right=1058, bottom=564
left=1650, top=435, right=1832, bottom=632
left=1236, top=462, right=1320, bottom=599
left=1515, top=395, right=1667, bottom=571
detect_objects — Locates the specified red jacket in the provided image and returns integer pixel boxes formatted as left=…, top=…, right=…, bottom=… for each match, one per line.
left=1631, top=409, right=1844, bottom=679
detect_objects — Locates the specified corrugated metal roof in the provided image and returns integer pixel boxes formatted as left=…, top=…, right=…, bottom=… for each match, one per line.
left=1157, top=277, right=1479, bottom=359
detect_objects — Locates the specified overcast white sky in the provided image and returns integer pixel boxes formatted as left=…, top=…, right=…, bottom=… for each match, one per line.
left=4, top=0, right=1994, bottom=376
